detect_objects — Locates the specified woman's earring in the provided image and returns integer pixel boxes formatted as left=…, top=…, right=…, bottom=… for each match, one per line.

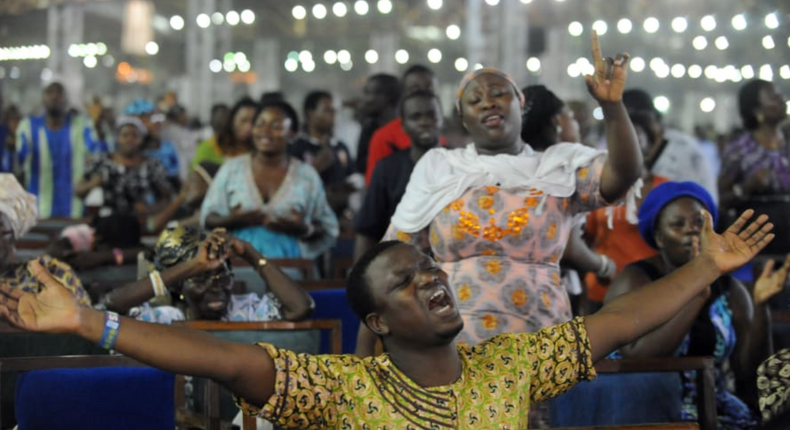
left=756, top=112, right=765, bottom=124
left=556, top=125, right=563, bottom=135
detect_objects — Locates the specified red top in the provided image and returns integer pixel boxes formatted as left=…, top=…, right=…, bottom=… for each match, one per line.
left=365, top=118, right=446, bottom=185
left=584, top=175, right=669, bottom=303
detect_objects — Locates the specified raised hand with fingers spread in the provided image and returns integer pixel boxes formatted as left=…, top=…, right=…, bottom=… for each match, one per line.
left=699, top=209, right=774, bottom=275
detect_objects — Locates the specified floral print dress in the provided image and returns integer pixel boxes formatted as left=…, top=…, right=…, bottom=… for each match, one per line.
left=385, top=156, right=610, bottom=346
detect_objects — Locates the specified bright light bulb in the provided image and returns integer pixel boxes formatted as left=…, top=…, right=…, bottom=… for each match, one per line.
left=568, top=21, right=583, bottom=37
left=520, top=0, right=533, bottom=3
left=700, top=97, right=716, bottom=113
left=209, top=59, right=222, bottom=73
left=196, top=13, right=211, bottom=28
left=427, top=48, right=442, bottom=63
left=763, top=35, right=775, bottom=50
left=145, top=41, right=159, bottom=55
left=526, top=57, right=541, bottom=72
left=700, top=15, right=716, bottom=32
left=226, top=11, right=240, bottom=25
left=365, top=49, right=379, bottom=64
left=765, top=12, right=779, bottom=29
left=324, top=50, right=337, bottom=64
left=671, top=64, right=686, bottom=78
left=238, top=61, right=251, bottom=72
left=644, top=17, right=660, bottom=33
left=378, top=0, right=393, bottom=14
left=688, top=64, right=702, bottom=78
left=427, top=0, right=443, bottom=10
left=630, top=57, right=645, bottom=72
left=704, top=65, right=718, bottom=79
left=241, top=10, right=255, bottom=24
left=299, top=50, right=313, bottom=63
left=211, top=12, right=224, bottom=25
left=446, top=25, right=461, bottom=40
left=83, top=56, right=97, bottom=68
left=485, top=0, right=500, bottom=5
left=760, top=64, right=773, bottom=81
left=355, top=1, right=369, bottom=15
left=333, top=2, right=348, bottom=17
left=96, top=43, right=107, bottom=55
left=312, top=4, right=327, bottom=19
left=170, top=15, right=185, bottom=30
left=671, top=17, right=687, bottom=33
left=592, top=20, right=608, bottom=35
left=567, top=64, right=581, bottom=78
left=455, top=57, right=469, bottom=72
left=302, top=61, right=316, bottom=72
left=715, top=36, right=729, bottom=50
left=337, top=50, right=351, bottom=64
left=732, top=14, right=746, bottom=30
left=693, top=36, right=708, bottom=50
left=285, top=59, right=299, bottom=72
left=395, top=49, right=409, bottom=64
left=741, top=65, right=755, bottom=79
left=340, top=60, right=353, bottom=71
left=654, top=96, right=670, bottom=113
left=292, top=6, right=307, bottom=20
left=617, top=18, right=632, bottom=34
left=780, top=65, right=790, bottom=80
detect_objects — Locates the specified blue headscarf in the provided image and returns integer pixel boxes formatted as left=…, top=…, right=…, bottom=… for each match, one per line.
left=123, top=99, right=155, bottom=116
left=638, top=181, right=718, bottom=249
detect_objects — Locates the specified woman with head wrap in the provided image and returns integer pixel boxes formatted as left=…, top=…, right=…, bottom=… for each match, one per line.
left=75, top=115, right=173, bottom=216
left=605, top=181, right=790, bottom=429
left=0, top=174, right=91, bottom=307
left=356, top=33, right=643, bottom=355
left=96, top=225, right=314, bottom=324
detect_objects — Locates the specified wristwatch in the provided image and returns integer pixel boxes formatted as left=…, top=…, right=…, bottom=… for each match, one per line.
left=257, top=256, right=268, bottom=268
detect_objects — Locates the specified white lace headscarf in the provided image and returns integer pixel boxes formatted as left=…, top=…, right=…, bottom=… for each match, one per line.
left=0, top=174, right=38, bottom=239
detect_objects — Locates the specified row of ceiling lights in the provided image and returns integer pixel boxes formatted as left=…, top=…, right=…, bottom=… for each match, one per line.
left=569, top=12, right=782, bottom=37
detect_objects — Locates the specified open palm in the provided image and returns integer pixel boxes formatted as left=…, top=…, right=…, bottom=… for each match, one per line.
left=700, top=209, right=774, bottom=275
left=585, top=31, right=630, bottom=103
left=0, top=260, right=82, bottom=334
left=754, top=254, right=790, bottom=306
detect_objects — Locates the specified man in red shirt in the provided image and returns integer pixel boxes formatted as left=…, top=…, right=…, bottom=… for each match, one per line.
left=364, top=65, right=442, bottom=184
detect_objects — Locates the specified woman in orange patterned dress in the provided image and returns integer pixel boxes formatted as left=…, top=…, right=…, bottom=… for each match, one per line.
left=356, top=32, right=644, bottom=353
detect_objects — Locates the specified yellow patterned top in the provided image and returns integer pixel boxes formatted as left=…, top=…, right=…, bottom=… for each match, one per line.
left=237, top=317, right=595, bottom=429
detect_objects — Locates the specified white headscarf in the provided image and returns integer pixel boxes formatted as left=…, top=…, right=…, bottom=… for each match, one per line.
left=0, top=174, right=38, bottom=239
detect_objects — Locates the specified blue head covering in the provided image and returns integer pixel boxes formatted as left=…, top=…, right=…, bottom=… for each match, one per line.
left=123, top=99, right=155, bottom=116
left=638, top=181, right=718, bottom=249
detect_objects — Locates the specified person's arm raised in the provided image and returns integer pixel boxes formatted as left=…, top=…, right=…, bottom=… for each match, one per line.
left=585, top=209, right=773, bottom=363
left=584, top=31, right=643, bottom=202
left=0, top=260, right=277, bottom=408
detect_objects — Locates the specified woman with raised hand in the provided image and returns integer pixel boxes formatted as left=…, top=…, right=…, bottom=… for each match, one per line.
left=0, top=209, right=775, bottom=429
left=357, top=32, right=643, bottom=354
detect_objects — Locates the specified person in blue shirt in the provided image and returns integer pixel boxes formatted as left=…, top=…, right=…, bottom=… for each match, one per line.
left=124, top=99, right=181, bottom=191
left=15, top=82, right=107, bottom=218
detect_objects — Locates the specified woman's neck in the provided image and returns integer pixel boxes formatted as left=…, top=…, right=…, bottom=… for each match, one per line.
left=476, top=140, right=523, bottom=156
left=113, top=151, right=143, bottom=166
left=752, top=125, right=785, bottom=150
left=252, top=150, right=288, bottom=168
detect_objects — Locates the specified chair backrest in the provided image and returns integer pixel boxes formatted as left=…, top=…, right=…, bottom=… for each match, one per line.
left=177, top=319, right=342, bottom=429
left=547, top=357, right=714, bottom=430
left=0, top=355, right=173, bottom=430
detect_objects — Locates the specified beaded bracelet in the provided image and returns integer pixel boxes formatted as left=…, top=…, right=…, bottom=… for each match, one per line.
left=99, top=311, right=121, bottom=350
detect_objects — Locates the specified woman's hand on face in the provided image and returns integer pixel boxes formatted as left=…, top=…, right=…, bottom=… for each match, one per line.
left=187, top=229, right=231, bottom=275
left=585, top=31, right=630, bottom=104
left=698, top=209, right=774, bottom=276
left=754, top=254, right=790, bottom=306
left=0, top=260, right=83, bottom=334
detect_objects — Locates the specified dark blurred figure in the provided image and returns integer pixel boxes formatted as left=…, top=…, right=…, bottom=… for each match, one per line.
left=355, top=74, right=400, bottom=176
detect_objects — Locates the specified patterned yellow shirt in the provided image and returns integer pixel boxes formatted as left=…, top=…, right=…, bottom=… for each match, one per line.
left=237, top=317, right=595, bottom=429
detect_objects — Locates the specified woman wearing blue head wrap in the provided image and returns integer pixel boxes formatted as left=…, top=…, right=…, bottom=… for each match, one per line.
left=605, top=181, right=790, bottom=429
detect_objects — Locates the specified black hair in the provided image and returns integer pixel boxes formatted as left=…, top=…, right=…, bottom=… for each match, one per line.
left=739, top=79, right=772, bottom=130
left=260, top=91, right=285, bottom=104
left=218, top=97, right=258, bottom=151
left=368, top=73, right=402, bottom=106
left=257, top=99, right=300, bottom=134
left=403, top=64, right=434, bottom=79
left=210, top=103, right=229, bottom=117
left=91, top=213, right=141, bottom=248
left=398, top=89, right=441, bottom=118
left=622, top=89, right=660, bottom=120
left=346, top=240, right=405, bottom=324
left=520, top=85, right=565, bottom=150
left=303, top=90, right=333, bottom=118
